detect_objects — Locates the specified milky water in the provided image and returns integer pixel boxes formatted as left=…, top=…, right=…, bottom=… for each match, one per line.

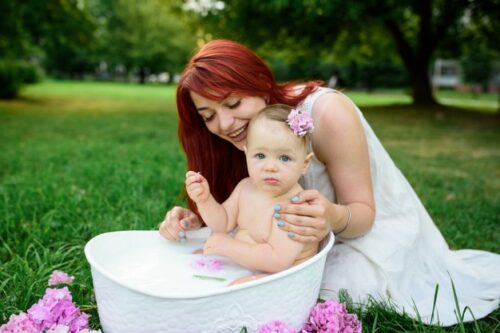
left=113, top=236, right=253, bottom=295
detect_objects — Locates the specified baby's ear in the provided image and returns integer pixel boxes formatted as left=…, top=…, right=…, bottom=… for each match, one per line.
left=302, top=153, right=314, bottom=174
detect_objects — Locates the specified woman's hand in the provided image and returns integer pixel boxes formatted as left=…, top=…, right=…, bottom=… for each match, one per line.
left=274, top=189, right=338, bottom=243
left=159, top=206, right=202, bottom=241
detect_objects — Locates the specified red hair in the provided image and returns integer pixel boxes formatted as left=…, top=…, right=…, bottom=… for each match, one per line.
left=176, top=39, right=321, bottom=215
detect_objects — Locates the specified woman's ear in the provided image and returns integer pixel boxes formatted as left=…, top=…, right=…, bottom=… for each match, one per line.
left=302, top=153, right=314, bottom=174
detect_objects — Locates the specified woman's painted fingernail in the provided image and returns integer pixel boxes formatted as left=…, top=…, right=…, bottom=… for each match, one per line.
left=180, top=236, right=187, bottom=242
left=291, top=195, right=300, bottom=203
left=178, top=230, right=185, bottom=237
left=274, top=213, right=281, bottom=219
left=181, top=220, right=189, bottom=228
left=288, top=232, right=295, bottom=238
left=277, top=220, right=285, bottom=227
left=274, top=204, right=281, bottom=211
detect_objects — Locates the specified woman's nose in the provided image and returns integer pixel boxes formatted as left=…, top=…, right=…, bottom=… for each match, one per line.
left=218, top=109, right=234, bottom=131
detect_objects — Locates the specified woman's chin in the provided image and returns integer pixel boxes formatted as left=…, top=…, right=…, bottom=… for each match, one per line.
left=232, top=139, right=246, bottom=151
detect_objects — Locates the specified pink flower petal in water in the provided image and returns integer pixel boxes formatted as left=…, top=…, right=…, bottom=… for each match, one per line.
left=191, top=258, right=224, bottom=273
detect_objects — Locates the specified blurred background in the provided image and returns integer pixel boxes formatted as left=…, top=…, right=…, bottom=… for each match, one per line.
left=1, top=0, right=499, bottom=108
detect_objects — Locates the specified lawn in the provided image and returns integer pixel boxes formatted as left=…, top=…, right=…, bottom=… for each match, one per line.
left=0, top=81, right=498, bottom=332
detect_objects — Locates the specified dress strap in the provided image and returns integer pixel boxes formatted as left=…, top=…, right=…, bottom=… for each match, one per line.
left=299, top=87, right=336, bottom=115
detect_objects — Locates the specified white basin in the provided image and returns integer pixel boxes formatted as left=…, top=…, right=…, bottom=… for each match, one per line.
left=84, top=228, right=334, bottom=333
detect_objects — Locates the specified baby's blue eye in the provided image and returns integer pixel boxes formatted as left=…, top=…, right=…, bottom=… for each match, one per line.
left=279, top=155, right=291, bottom=162
left=255, top=153, right=265, bottom=159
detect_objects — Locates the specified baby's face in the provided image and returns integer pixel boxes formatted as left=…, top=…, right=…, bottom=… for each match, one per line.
left=245, top=118, right=309, bottom=197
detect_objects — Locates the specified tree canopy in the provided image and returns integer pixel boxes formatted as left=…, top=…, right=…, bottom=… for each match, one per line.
left=190, top=0, right=500, bottom=106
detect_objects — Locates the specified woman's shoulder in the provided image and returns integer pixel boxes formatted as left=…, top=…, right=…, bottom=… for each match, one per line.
left=311, top=90, right=360, bottom=125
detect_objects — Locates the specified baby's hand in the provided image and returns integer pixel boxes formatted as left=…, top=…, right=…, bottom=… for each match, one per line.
left=203, top=233, right=232, bottom=256
left=185, top=171, right=210, bottom=204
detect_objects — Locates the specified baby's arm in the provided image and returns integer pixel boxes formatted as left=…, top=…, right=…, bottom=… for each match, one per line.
left=204, top=222, right=305, bottom=273
left=185, top=171, right=240, bottom=232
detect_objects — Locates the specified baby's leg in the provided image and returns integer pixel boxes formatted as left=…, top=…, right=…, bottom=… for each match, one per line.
left=229, top=274, right=268, bottom=286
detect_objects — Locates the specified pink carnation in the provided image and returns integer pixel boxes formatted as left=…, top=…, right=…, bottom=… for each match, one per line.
left=191, top=258, right=224, bottom=272
left=259, top=320, right=297, bottom=333
left=301, top=300, right=361, bottom=333
left=0, top=312, right=38, bottom=333
left=48, top=271, right=75, bottom=286
left=287, top=109, right=314, bottom=137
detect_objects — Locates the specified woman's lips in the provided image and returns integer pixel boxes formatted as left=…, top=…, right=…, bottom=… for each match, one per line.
left=227, top=124, right=248, bottom=142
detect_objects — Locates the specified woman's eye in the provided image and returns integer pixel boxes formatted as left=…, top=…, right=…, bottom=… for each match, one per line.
left=228, top=100, right=241, bottom=109
left=203, top=114, right=215, bottom=122
left=279, top=155, right=291, bottom=162
left=255, top=153, right=265, bottom=159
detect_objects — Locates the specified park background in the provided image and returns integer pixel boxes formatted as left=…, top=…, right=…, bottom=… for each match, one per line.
left=1, top=0, right=499, bottom=332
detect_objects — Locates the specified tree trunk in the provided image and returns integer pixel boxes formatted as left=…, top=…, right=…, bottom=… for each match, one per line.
left=408, top=64, right=438, bottom=107
left=139, top=67, right=146, bottom=84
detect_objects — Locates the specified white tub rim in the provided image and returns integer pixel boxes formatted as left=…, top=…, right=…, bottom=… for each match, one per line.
left=85, top=230, right=334, bottom=300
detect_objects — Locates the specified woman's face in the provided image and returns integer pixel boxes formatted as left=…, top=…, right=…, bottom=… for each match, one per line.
left=190, top=91, right=266, bottom=150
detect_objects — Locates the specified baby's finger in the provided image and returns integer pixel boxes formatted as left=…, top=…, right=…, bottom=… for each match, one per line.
left=186, top=175, right=201, bottom=187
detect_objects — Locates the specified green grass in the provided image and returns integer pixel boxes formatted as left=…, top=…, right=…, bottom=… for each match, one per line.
left=344, top=89, right=499, bottom=113
left=1, top=81, right=499, bottom=331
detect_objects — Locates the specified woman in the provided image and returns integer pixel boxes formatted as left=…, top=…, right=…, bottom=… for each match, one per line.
left=159, top=39, right=500, bottom=326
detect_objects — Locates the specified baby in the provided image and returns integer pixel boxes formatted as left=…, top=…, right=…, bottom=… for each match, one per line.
left=185, top=104, right=319, bottom=280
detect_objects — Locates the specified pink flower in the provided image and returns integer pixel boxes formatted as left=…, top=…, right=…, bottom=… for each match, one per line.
left=287, top=109, right=314, bottom=137
left=259, top=320, right=297, bottom=333
left=0, top=312, right=38, bottom=333
left=26, top=287, right=90, bottom=333
left=46, top=324, right=70, bottom=333
left=301, top=300, right=361, bottom=333
left=191, top=258, right=224, bottom=272
left=48, top=271, right=75, bottom=286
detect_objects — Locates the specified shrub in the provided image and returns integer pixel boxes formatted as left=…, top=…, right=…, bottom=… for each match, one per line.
left=0, top=59, right=44, bottom=99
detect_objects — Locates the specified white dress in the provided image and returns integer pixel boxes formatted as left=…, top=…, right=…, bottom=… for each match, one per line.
left=298, top=87, right=500, bottom=326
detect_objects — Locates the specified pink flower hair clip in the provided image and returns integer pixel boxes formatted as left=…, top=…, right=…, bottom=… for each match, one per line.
left=286, top=108, right=314, bottom=137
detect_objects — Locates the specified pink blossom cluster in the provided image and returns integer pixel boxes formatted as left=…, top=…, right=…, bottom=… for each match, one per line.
left=191, top=258, right=224, bottom=272
left=258, top=320, right=297, bottom=333
left=26, top=287, right=89, bottom=332
left=256, top=300, right=361, bottom=333
left=301, top=300, right=361, bottom=333
left=286, top=109, right=314, bottom=137
left=0, top=271, right=100, bottom=333
left=48, top=271, right=75, bottom=287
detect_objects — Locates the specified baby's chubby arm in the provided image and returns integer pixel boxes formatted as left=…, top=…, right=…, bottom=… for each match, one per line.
left=185, top=171, right=240, bottom=233
left=204, top=221, right=305, bottom=273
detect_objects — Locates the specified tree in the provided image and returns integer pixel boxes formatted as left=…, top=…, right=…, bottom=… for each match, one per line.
left=103, top=0, right=197, bottom=83
left=0, top=0, right=97, bottom=96
left=189, top=0, right=498, bottom=106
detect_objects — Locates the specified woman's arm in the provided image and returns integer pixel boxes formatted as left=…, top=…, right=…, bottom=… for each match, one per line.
left=277, top=92, right=376, bottom=241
